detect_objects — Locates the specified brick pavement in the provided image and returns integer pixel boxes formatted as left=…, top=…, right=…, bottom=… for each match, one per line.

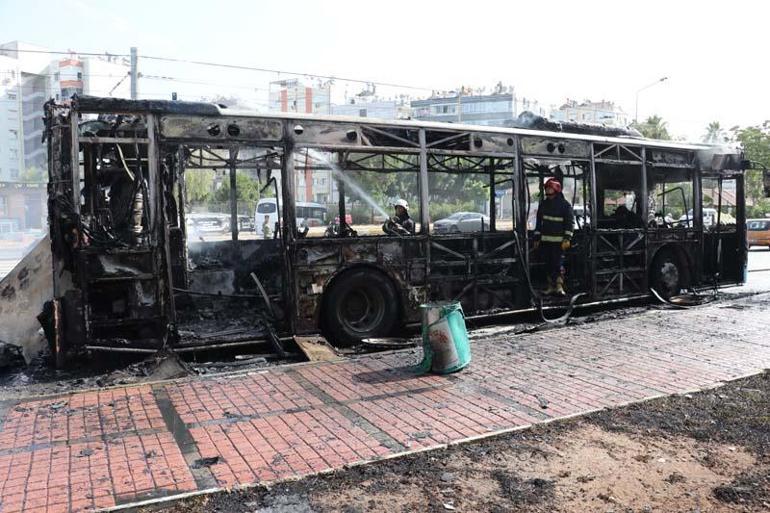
left=2, top=294, right=770, bottom=512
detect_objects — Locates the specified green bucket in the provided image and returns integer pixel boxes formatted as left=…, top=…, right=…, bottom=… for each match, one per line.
left=419, top=302, right=471, bottom=374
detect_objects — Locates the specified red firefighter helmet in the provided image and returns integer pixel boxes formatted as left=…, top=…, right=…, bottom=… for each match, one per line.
left=544, top=177, right=562, bottom=194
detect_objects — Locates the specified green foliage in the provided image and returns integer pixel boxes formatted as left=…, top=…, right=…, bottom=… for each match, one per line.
left=184, top=170, right=272, bottom=216
left=213, top=172, right=262, bottom=204
left=185, top=169, right=215, bottom=203
left=345, top=169, right=420, bottom=212
left=428, top=172, right=488, bottom=206
left=747, top=199, right=770, bottom=219
left=349, top=204, right=380, bottom=224
left=429, top=200, right=482, bottom=221
left=632, top=115, right=671, bottom=140
left=703, top=121, right=726, bottom=143
left=732, top=121, right=770, bottom=214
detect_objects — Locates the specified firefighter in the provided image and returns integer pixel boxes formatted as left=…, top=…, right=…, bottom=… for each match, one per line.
left=533, top=177, right=574, bottom=296
left=383, top=198, right=416, bottom=235
left=262, top=215, right=272, bottom=239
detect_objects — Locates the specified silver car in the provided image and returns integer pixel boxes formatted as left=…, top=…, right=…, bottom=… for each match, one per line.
left=433, top=212, right=491, bottom=234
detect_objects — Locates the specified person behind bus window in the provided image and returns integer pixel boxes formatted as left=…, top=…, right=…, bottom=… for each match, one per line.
left=383, top=198, right=415, bottom=235
left=262, top=215, right=272, bottom=239
left=533, top=177, right=573, bottom=296
left=613, top=205, right=644, bottom=229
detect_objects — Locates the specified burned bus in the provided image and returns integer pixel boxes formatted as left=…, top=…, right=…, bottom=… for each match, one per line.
left=43, top=96, right=747, bottom=364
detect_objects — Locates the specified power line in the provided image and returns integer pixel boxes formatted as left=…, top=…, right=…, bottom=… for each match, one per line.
left=4, top=47, right=434, bottom=92
left=0, top=48, right=129, bottom=58
left=141, top=75, right=272, bottom=92
left=0, top=71, right=128, bottom=78
left=139, top=54, right=433, bottom=91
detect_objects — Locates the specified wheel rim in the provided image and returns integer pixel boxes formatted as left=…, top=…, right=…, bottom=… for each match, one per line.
left=337, top=285, right=386, bottom=334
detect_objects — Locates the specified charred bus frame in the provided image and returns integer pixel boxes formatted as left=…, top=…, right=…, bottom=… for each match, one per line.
left=44, top=96, right=747, bottom=364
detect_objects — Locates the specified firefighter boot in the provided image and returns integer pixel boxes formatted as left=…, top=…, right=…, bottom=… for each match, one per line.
left=555, top=275, right=566, bottom=296
left=543, top=277, right=555, bottom=295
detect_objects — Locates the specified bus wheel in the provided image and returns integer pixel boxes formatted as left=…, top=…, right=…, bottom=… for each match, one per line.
left=651, top=250, right=682, bottom=299
left=324, top=269, right=399, bottom=346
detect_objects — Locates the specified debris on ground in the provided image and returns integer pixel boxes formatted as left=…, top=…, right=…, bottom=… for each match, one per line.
left=361, top=337, right=418, bottom=349
left=143, top=352, right=191, bottom=381
left=192, top=456, right=222, bottom=469
left=294, top=335, right=339, bottom=362
left=0, top=340, right=25, bottom=370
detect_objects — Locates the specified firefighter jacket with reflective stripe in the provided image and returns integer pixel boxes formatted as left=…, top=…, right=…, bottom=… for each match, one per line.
left=534, top=194, right=574, bottom=243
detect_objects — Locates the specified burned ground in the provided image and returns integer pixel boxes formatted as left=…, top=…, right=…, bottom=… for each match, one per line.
left=148, top=371, right=770, bottom=513
left=0, top=293, right=654, bottom=400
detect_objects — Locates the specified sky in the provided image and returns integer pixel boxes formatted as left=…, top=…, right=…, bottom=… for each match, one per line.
left=0, top=0, right=767, bottom=140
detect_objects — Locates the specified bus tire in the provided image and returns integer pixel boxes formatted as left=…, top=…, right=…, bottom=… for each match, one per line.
left=323, top=269, right=399, bottom=346
left=651, top=250, right=682, bottom=299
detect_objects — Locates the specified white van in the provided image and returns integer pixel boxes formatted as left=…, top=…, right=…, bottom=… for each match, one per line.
left=255, top=198, right=279, bottom=236
left=254, top=198, right=328, bottom=236
left=677, top=208, right=736, bottom=228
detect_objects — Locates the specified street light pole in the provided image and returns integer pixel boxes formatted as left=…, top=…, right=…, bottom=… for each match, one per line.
left=634, top=76, right=668, bottom=123
left=130, top=47, right=138, bottom=100
left=457, top=86, right=463, bottom=123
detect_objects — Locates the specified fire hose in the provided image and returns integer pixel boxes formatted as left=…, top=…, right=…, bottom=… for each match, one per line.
left=511, top=229, right=585, bottom=325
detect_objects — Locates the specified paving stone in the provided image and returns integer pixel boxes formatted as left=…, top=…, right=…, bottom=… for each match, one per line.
left=2, top=294, right=770, bottom=511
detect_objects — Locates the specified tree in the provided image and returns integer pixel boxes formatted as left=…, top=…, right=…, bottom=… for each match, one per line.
left=184, top=169, right=215, bottom=204
left=213, top=172, right=262, bottom=206
left=632, top=115, right=671, bottom=140
left=732, top=121, right=770, bottom=217
left=703, top=121, right=726, bottom=143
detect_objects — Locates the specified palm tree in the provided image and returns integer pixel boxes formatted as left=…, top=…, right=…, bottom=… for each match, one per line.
left=633, top=115, right=671, bottom=140
left=703, top=121, right=725, bottom=143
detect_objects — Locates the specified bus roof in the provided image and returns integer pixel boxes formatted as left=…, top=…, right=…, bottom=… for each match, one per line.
left=72, top=95, right=737, bottom=154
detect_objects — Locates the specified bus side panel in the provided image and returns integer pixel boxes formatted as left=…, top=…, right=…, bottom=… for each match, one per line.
left=290, top=238, right=427, bottom=334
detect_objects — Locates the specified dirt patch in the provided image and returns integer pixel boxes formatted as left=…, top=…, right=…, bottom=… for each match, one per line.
left=588, top=373, right=770, bottom=456
left=153, top=424, right=761, bottom=512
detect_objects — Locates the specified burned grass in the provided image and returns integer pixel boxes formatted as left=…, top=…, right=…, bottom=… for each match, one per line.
left=587, top=372, right=770, bottom=456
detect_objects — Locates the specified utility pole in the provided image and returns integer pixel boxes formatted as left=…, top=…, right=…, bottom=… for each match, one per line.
left=130, top=47, right=138, bottom=100
left=457, top=86, right=463, bottom=123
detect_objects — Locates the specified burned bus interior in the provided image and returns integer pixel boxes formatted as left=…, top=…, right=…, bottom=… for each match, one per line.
left=43, top=96, right=747, bottom=364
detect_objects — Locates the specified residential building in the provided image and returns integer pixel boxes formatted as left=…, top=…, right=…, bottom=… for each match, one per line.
left=0, top=181, right=46, bottom=231
left=410, top=86, right=547, bottom=127
left=0, top=42, right=131, bottom=237
left=550, top=99, right=630, bottom=127
left=0, top=54, right=23, bottom=182
left=0, top=41, right=131, bottom=182
left=0, top=42, right=51, bottom=178
left=268, top=79, right=333, bottom=202
left=331, top=98, right=411, bottom=120
left=268, top=78, right=331, bottom=114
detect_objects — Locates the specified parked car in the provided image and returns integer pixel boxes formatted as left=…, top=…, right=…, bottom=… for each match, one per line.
left=747, top=218, right=770, bottom=249
left=237, top=215, right=255, bottom=232
left=433, top=212, right=490, bottom=234
left=186, top=213, right=229, bottom=235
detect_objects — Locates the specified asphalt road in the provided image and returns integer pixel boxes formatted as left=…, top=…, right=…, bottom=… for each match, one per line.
left=748, top=246, right=770, bottom=271
left=744, top=248, right=770, bottom=293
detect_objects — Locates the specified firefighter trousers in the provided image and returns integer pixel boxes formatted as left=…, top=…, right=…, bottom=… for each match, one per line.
left=540, top=241, right=564, bottom=282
